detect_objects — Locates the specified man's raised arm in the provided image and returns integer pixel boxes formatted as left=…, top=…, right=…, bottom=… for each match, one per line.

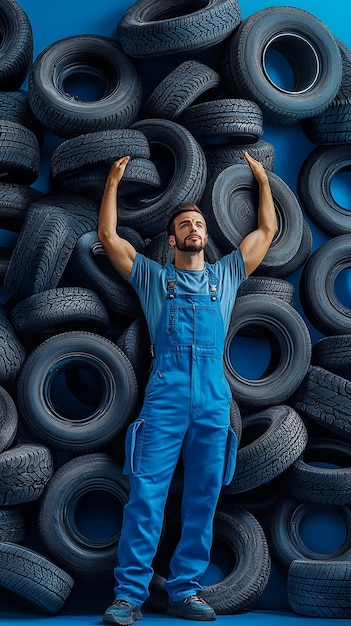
left=98, top=156, right=137, bottom=280
left=239, top=151, right=278, bottom=276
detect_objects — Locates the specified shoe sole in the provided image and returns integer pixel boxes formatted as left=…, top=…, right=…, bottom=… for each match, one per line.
left=103, top=610, right=142, bottom=625
left=167, top=607, right=216, bottom=621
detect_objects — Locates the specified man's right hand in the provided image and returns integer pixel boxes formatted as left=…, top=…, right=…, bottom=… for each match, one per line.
left=98, top=155, right=136, bottom=280
left=108, top=155, right=131, bottom=185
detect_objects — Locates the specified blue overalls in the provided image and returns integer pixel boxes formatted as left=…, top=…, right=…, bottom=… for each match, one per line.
left=114, top=262, right=237, bottom=605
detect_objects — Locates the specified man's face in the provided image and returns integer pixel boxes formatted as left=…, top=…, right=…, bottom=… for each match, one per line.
left=169, top=211, right=208, bottom=253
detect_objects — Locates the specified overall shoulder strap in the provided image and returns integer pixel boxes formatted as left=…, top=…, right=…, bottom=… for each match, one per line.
left=165, top=262, right=176, bottom=298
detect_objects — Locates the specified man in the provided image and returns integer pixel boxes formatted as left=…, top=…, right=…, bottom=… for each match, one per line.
left=98, top=152, right=277, bottom=624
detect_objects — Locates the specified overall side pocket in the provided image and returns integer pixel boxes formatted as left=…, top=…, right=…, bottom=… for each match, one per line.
left=222, top=425, right=238, bottom=486
left=123, top=418, right=145, bottom=475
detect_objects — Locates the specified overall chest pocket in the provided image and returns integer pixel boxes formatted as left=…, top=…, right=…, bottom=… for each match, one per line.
left=167, top=304, right=216, bottom=347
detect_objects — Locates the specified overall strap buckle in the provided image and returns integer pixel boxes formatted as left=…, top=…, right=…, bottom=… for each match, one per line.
left=166, top=263, right=176, bottom=299
left=205, top=263, right=217, bottom=301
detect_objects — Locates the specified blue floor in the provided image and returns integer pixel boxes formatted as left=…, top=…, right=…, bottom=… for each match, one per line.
left=0, top=610, right=346, bottom=626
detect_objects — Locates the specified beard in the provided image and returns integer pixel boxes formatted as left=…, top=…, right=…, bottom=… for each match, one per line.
left=174, top=235, right=205, bottom=253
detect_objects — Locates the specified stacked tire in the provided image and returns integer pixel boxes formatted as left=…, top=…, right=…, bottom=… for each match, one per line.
left=0, top=0, right=350, bottom=620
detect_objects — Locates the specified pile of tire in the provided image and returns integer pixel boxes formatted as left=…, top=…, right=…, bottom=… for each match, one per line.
left=0, top=0, right=350, bottom=619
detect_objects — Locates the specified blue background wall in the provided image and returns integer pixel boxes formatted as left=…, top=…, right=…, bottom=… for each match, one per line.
left=0, top=0, right=350, bottom=622
left=13, top=0, right=351, bottom=345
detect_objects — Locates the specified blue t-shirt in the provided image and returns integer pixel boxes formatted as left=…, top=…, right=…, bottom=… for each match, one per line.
left=128, top=250, right=247, bottom=343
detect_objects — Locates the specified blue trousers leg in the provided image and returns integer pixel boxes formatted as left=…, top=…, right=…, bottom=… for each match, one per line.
left=113, top=408, right=187, bottom=605
left=165, top=418, right=228, bottom=601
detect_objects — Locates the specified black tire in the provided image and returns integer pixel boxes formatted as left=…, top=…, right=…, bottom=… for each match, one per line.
left=203, top=236, right=224, bottom=264
left=0, top=90, right=42, bottom=138
left=116, top=316, right=151, bottom=392
left=298, top=145, right=351, bottom=236
left=0, top=385, right=18, bottom=452
left=229, top=398, right=242, bottom=445
left=0, top=507, right=27, bottom=543
left=0, top=182, right=42, bottom=232
left=287, top=559, right=351, bottom=618
left=0, top=246, right=11, bottom=282
left=0, top=0, right=33, bottom=90
left=144, top=60, right=221, bottom=120
left=204, top=140, right=275, bottom=181
left=10, top=287, right=110, bottom=340
left=264, top=217, right=312, bottom=279
left=302, top=39, right=351, bottom=145
left=16, top=331, right=138, bottom=451
left=221, top=474, right=285, bottom=518
left=118, top=0, right=242, bottom=58
left=0, top=444, right=54, bottom=506
left=4, top=194, right=98, bottom=300
left=300, top=234, right=351, bottom=335
left=178, top=99, right=263, bottom=144
left=237, top=275, right=294, bottom=305
left=224, top=294, right=312, bottom=409
left=285, top=437, right=351, bottom=505
left=0, top=542, right=74, bottom=614
left=266, top=496, right=351, bottom=570
left=148, top=507, right=271, bottom=614
left=313, top=333, right=351, bottom=377
left=222, top=6, right=342, bottom=124
left=223, top=405, right=308, bottom=494
left=289, top=365, right=351, bottom=441
left=37, top=453, right=130, bottom=578
left=0, top=311, right=26, bottom=388
left=67, top=231, right=141, bottom=318
left=51, top=129, right=151, bottom=180
left=200, top=165, right=304, bottom=274
left=121, top=118, right=207, bottom=238
left=28, top=35, right=142, bottom=138
left=0, top=120, right=40, bottom=184
left=56, top=158, right=161, bottom=202
left=144, top=231, right=176, bottom=266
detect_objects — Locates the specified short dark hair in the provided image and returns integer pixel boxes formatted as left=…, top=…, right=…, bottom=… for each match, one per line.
left=167, top=203, right=207, bottom=236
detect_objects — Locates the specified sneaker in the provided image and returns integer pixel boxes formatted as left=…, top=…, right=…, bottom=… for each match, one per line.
left=103, top=599, right=143, bottom=625
left=168, top=594, right=216, bottom=621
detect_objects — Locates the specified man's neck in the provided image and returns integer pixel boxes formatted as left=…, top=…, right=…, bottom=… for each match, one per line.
left=174, top=250, right=205, bottom=270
